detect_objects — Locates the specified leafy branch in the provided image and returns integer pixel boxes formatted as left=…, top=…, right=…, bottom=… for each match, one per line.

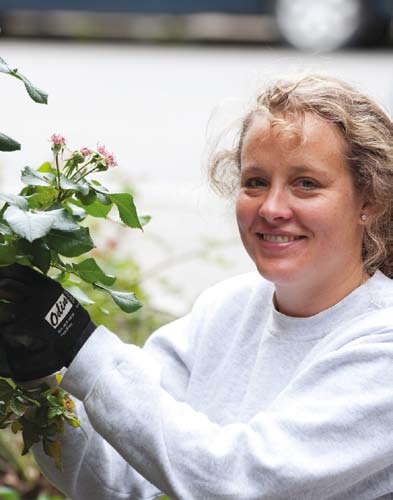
left=0, top=55, right=47, bottom=151
left=0, top=375, right=78, bottom=471
left=0, top=56, right=147, bottom=469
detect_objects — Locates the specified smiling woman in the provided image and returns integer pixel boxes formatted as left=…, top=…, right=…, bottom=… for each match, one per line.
left=1, top=74, right=393, bottom=500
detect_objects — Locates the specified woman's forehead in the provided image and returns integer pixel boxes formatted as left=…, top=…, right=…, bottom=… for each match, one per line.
left=243, top=112, right=347, bottom=155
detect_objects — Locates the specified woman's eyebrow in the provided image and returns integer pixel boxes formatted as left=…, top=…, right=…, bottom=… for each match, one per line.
left=241, top=165, right=327, bottom=175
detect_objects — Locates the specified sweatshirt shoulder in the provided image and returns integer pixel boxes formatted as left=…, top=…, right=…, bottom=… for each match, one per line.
left=193, top=271, right=273, bottom=313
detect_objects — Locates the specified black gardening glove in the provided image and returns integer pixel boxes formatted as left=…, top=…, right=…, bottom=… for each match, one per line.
left=0, top=264, right=96, bottom=381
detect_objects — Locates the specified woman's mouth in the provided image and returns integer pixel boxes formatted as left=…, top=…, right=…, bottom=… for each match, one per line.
left=256, top=233, right=306, bottom=242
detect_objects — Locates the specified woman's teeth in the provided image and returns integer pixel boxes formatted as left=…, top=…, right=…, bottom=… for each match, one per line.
left=258, top=234, right=303, bottom=242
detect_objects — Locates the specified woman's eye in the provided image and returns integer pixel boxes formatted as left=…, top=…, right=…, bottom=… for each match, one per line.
left=244, top=178, right=267, bottom=188
left=296, top=178, right=319, bottom=190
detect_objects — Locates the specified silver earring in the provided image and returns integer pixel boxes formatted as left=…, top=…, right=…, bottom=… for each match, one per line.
left=361, top=214, right=367, bottom=222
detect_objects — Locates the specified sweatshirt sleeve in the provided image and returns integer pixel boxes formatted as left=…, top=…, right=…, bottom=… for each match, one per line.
left=37, top=319, right=393, bottom=500
left=33, top=313, right=195, bottom=500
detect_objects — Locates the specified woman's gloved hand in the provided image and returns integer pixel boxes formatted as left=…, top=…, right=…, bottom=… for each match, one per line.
left=0, top=264, right=96, bottom=381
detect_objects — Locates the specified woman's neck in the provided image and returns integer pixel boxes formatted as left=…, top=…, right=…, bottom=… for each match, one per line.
left=274, top=266, right=369, bottom=318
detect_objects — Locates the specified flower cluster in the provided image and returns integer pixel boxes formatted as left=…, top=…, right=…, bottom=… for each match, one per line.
left=50, top=134, right=118, bottom=183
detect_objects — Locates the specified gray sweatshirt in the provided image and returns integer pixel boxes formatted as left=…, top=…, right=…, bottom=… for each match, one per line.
left=34, top=270, right=393, bottom=500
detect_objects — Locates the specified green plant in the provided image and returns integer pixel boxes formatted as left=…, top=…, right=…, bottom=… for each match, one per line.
left=0, top=56, right=146, bottom=470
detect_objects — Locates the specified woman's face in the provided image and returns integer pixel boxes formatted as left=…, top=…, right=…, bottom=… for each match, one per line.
left=236, top=112, right=366, bottom=292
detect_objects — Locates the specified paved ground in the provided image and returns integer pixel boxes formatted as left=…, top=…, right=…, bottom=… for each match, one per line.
left=0, top=40, right=392, bottom=314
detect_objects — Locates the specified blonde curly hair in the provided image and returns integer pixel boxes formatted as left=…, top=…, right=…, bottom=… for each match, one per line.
left=208, top=74, right=393, bottom=278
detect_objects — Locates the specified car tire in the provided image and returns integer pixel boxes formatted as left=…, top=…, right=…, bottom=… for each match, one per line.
left=275, top=0, right=387, bottom=51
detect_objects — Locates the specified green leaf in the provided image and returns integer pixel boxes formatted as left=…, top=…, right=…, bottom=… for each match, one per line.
left=43, top=439, right=62, bottom=470
left=0, top=241, right=17, bottom=266
left=65, top=285, right=95, bottom=306
left=90, top=179, right=109, bottom=194
left=76, top=189, right=96, bottom=206
left=0, top=379, right=14, bottom=402
left=109, top=193, right=142, bottom=229
left=72, top=258, right=116, bottom=286
left=59, top=175, right=79, bottom=191
left=37, top=161, right=53, bottom=173
left=45, top=227, right=95, bottom=257
left=0, top=132, right=21, bottom=152
left=0, top=221, right=13, bottom=235
left=16, top=238, right=51, bottom=274
left=17, top=72, right=48, bottom=104
left=21, top=166, right=54, bottom=187
left=4, top=205, right=55, bottom=242
left=0, top=193, right=29, bottom=210
left=0, top=57, right=47, bottom=104
left=65, top=202, right=87, bottom=221
left=94, top=283, right=142, bottom=313
left=47, top=208, right=79, bottom=232
left=9, top=397, right=27, bottom=417
left=80, top=198, right=112, bottom=218
left=139, top=215, right=151, bottom=226
left=0, top=56, right=12, bottom=74
left=96, top=192, right=111, bottom=205
left=25, top=188, right=58, bottom=210
left=74, top=178, right=90, bottom=196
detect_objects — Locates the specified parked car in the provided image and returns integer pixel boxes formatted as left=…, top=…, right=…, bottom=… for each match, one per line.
left=0, top=0, right=391, bottom=50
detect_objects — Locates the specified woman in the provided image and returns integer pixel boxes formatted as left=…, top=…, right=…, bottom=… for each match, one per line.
left=0, top=74, right=393, bottom=499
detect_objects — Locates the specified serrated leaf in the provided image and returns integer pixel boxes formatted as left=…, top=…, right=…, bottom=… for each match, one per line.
left=25, top=189, right=58, bottom=209
left=59, top=175, right=79, bottom=191
left=0, top=241, right=17, bottom=266
left=0, top=379, right=14, bottom=401
left=47, top=208, right=79, bottom=232
left=43, top=439, right=62, bottom=470
left=22, top=421, right=41, bottom=454
left=48, top=407, right=64, bottom=419
left=109, top=193, right=142, bottom=229
left=65, top=285, right=95, bottom=306
left=95, top=283, right=142, bottom=313
left=90, top=179, right=109, bottom=194
left=96, top=192, right=111, bottom=205
left=0, top=132, right=20, bottom=152
left=80, top=198, right=112, bottom=218
left=16, top=238, right=51, bottom=274
left=0, top=193, right=29, bottom=210
left=45, top=227, right=95, bottom=257
left=17, top=72, right=48, bottom=104
left=139, top=215, right=151, bottom=226
left=72, top=258, right=116, bottom=286
left=4, top=205, right=55, bottom=242
left=76, top=189, right=96, bottom=206
left=65, top=202, right=87, bottom=221
left=74, top=177, right=90, bottom=196
left=9, top=397, right=27, bottom=416
left=21, top=166, right=54, bottom=187
left=0, top=56, right=12, bottom=74
left=37, top=161, right=53, bottom=173
left=0, top=221, right=13, bottom=235
left=0, top=57, right=47, bottom=104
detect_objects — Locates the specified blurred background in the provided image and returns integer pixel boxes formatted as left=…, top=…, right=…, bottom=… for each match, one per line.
left=0, top=1, right=392, bottom=498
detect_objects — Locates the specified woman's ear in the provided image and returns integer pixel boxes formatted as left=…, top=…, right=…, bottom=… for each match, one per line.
left=359, top=198, right=378, bottom=225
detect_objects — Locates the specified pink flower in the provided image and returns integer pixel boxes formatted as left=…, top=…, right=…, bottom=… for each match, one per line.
left=51, top=133, right=66, bottom=146
left=80, top=147, right=91, bottom=157
left=97, top=144, right=117, bottom=167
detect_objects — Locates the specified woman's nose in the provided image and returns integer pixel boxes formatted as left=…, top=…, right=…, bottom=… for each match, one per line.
left=258, top=188, right=293, bottom=222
